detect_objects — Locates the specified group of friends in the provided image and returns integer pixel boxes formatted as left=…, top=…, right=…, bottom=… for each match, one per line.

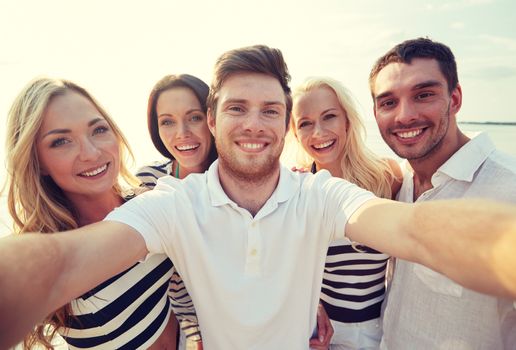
left=1, top=37, right=515, bottom=350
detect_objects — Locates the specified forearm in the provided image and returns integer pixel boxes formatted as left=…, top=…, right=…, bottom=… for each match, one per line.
left=0, top=233, right=66, bottom=349
left=0, top=222, right=147, bottom=349
left=347, top=198, right=516, bottom=299
left=407, top=199, right=516, bottom=298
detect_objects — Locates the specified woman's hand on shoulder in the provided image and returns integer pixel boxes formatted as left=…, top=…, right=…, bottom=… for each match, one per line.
left=291, top=166, right=310, bottom=173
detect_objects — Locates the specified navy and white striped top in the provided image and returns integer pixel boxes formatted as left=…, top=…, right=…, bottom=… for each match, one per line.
left=311, top=163, right=389, bottom=323
left=61, top=254, right=173, bottom=349
left=320, top=243, right=389, bottom=323
left=135, top=160, right=201, bottom=342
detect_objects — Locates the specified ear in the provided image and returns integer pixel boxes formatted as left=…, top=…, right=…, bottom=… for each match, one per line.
left=207, top=108, right=216, bottom=137
left=449, top=83, right=462, bottom=116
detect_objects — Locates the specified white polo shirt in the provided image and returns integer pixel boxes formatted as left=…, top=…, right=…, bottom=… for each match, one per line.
left=107, top=161, right=375, bottom=349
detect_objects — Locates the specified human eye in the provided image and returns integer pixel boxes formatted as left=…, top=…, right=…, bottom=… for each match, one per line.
left=226, top=105, right=246, bottom=116
left=297, top=120, right=312, bottom=129
left=379, top=99, right=396, bottom=109
left=190, top=114, right=205, bottom=122
left=263, top=109, right=280, bottom=118
left=323, top=113, right=337, bottom=120
left=415, top=92, right=435, bottom=101
left=93, top=125, right=110, bottom=135
left=159, top=119, right=174, bottom=127
left=228, top=105, right=243, bottom=113
left=50, top=137, right=69, bottom=148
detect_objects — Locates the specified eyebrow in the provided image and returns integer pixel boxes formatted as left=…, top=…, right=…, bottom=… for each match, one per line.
left=413, top=80, right=443, bottom=90
left=374, top=80, right=444, bottom=103
left=158, top=108, right=204, bottom=118
left=222, top=99, right=285, bottom=107
left=41, top=117, right=104, bottom=138
left=321, top=108, right=338, bottom=115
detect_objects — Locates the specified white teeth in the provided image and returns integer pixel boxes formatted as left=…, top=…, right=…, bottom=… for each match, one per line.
left=240, top=143, right=264, bottom=150
left=397, top=129, right=423, bottom=139
left=176, top=144, right=200, bottom=151
left=313, top=140, right=335, bottom=149
left=81, top=164, right=108, bottom=177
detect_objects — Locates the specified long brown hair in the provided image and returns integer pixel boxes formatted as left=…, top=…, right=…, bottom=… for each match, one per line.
left=4, top=77, right=139, bottom=349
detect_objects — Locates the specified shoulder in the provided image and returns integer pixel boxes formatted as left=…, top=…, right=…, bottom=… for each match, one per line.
left=135, top=160, right=173, bottom=188
left=485, top=149, right=516, bottom=174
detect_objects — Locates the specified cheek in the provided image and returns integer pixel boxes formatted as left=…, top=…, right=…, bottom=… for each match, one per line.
left=158, top=128, right=175, bottom=147
left=297, top=133, right=312, bottom=151
left=196, top=124, right=213, bottom=143
left=41, top=153, right=73, bottom=183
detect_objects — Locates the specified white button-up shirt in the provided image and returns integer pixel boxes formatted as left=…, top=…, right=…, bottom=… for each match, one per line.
left=107, top=161, right=374, bottom=349
left=381, top=132, right=516, bottom=350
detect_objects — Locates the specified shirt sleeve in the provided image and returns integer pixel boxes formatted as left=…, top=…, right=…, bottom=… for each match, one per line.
left=105, top=188, right=177, bottom=256
left=315, top=171, right=377, bottom=242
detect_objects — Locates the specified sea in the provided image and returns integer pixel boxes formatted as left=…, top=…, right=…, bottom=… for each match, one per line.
left=0, top=122, right=515, bottom=237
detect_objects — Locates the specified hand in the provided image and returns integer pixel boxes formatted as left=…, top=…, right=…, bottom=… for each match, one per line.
left=291, top=166, right=310, bottom=173
left=309, top=303, right=333, bottom=349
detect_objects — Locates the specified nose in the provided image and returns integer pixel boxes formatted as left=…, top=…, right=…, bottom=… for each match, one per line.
left=396, top=99, right=418, bottom=125
left=176, top=121, right=192, bottom=139
left=313, top=122, right=325, bottom=137
left=79, top=138, right=102, bottom=162
left=242, top=109, right=264, bottom=133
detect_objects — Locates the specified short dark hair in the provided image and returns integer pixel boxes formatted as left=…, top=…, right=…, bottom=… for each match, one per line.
left=369, top=37, right=458, bottom=95
left=147, top=74, right=217, bottom=163
left=207, top=44, right=292, bottom=126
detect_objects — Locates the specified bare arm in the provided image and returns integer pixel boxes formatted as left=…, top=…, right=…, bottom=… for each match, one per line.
left=0, top=221, right=147, bottom=350
left=346, top=198, right=516, bottom=298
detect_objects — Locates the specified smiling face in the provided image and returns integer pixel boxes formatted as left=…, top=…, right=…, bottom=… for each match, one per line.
left=292, top=86, right=348, bottom=173
left=208, top=72, right=287, bottom=182
left=36, top=91, right=120, bottom=201
left=156, top=87, right=213, bottom=175
left=372, top=58, right=462, bottom=161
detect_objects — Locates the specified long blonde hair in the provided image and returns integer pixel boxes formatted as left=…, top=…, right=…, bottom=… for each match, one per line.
left=4, top=77, right=140, bottom=349
left=291, top=77, right=395, bottom=199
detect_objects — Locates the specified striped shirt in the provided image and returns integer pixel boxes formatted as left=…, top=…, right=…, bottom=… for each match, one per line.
left=61, top=254, right=173, bottom=349
left=320, top=243, right=389, bottom=322
left=135, top=160, right=201, bottom=342
left=310, top=163, right=389, bottom=323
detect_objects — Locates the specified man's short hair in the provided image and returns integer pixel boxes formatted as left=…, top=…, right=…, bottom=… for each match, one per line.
left=369, top=37, right=458, bottom=96
left=207, top=44, right=292, bottom=126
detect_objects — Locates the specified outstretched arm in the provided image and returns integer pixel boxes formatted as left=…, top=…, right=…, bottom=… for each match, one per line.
left=0, top=221, right=147, bottom=350
left=346, top=198, right=516, bottom=298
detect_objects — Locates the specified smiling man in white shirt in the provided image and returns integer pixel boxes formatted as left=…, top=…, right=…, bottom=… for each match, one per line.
left=370, top=37, right=516, bottom=350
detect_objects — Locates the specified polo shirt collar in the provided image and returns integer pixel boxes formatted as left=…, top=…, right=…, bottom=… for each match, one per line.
left=436, top=132, right=495, bottom=183
left=206, top=160, right=299, bottom=207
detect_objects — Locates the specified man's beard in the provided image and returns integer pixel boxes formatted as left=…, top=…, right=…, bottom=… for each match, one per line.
left=216, top=139, right=283, bottom=184
left=384, top=105, right=450, bottom=161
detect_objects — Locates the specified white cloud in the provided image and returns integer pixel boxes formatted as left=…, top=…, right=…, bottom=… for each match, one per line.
left=480, top=34, right=516, bottom=51
left=451, top=21, right=465, bottom=29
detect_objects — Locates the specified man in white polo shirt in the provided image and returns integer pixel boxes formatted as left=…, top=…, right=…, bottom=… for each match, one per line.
left=1, top=45, right=516, bottom=350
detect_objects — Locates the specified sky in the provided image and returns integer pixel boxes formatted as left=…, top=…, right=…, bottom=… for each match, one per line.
left=1, top=0, right=516, bottom=232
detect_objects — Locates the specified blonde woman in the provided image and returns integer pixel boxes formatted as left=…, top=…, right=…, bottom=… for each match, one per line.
left=5, top=77, right=177, bottom=349
left=290, top=77, right=402, bottom=349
